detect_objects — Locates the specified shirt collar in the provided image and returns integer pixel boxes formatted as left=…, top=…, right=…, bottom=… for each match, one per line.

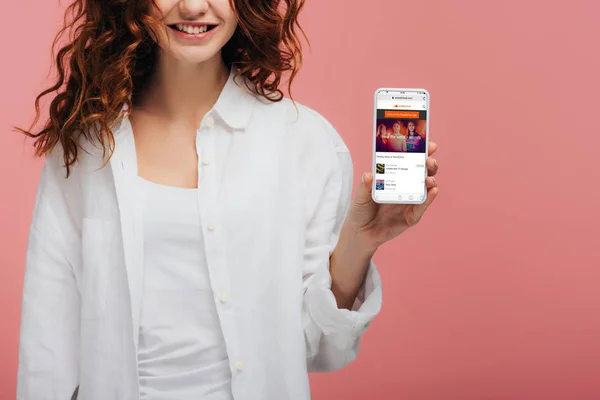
left=211, top=67, right=257, bottom=130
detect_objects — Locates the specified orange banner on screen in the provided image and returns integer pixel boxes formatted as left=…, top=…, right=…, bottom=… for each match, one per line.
left=384, top=111, right=420, bottom=119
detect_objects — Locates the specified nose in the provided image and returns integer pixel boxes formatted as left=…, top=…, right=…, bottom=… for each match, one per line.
left=179, top=0, right=209, bottom=18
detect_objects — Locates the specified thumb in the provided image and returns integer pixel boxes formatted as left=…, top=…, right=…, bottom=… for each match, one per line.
left=354, top=172, right=374, bottom=206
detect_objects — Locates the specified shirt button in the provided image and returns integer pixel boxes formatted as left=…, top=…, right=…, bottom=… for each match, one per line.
left=207, top=221, right=217, bottom=231
left=205, top=116, right=215, bottom=127
left=202, top=158, right=211, bottom=166
left=234, top=361, right=244, bottom=372
left=218, top=292, right=230, bottom=303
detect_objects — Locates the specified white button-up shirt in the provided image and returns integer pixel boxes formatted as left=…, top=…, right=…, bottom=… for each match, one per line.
left=17, top=69, right=383, bottom=400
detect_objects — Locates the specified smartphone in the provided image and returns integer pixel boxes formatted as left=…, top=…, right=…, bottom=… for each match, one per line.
left=372, top=88, right=430, bottom=204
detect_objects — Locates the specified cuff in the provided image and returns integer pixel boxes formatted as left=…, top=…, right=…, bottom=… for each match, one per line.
left=305, top=259, right=382, bottom=338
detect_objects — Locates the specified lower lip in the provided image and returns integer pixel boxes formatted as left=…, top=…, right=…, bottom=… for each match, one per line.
left=169, top=25, right=218, bottom=42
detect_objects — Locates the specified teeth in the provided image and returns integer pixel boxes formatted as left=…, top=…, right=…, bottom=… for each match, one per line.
left=176, top=24, right=209, bottom=34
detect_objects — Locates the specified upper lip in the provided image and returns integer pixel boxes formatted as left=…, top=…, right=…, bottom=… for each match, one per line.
left=169, top=22, right=218, bottom=27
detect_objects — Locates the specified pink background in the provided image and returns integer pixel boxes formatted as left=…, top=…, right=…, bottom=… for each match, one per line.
left=2, top=1, right=599, bottom=399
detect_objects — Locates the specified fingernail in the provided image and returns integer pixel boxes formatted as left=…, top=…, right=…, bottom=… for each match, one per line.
left=432, top=177, right=437, bottom=187
left=433, top=158, right=438, bottom=169
left=361, top=172, right=366, bottom=183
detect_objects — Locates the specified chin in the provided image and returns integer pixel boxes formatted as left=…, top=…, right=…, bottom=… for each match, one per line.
left=167, top=48, right=222, bottom=65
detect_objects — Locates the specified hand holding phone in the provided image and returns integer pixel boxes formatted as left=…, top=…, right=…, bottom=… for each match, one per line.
left=372, top=88, right=430, bottom=204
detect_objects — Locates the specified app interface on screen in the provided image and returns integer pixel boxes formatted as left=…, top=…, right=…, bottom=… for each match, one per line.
left=374, top=90, right=428, bottom=202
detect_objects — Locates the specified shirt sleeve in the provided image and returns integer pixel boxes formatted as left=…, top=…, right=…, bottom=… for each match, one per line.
left=301, top=136, right=383, bottom=373
left=17, top=152, right=81, bottom=400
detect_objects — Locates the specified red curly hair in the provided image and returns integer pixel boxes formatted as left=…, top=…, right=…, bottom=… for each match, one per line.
left=19, top=0, right=306, bottom=176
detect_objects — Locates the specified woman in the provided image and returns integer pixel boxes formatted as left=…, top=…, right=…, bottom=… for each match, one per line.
left=406, top=120, right=425, bottom=152
left=17, top=0, right=439, bottom=399
left=376, top=123, right=389, bottom=152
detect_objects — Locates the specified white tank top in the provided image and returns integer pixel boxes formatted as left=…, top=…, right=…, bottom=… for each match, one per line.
left=137, top=177, right=233, bottom=400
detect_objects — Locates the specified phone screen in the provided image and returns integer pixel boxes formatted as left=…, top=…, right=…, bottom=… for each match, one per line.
left=373, top=89, right=429, bottom=203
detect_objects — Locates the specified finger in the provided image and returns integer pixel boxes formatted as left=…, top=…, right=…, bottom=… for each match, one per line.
left=428, top=141, right=438, bottom=156
left=413, top=185, right=439, bottom=218
left=354, top=172, right=374, bottom=206
left=426, top=176, right=437, bottom=189
left=422, top=186, right=438, bottom=208
left=426, top=156, right=439, bottom=176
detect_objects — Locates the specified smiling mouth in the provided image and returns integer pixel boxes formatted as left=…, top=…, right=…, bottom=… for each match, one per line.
left=168, top=24, right=217, bottom=35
